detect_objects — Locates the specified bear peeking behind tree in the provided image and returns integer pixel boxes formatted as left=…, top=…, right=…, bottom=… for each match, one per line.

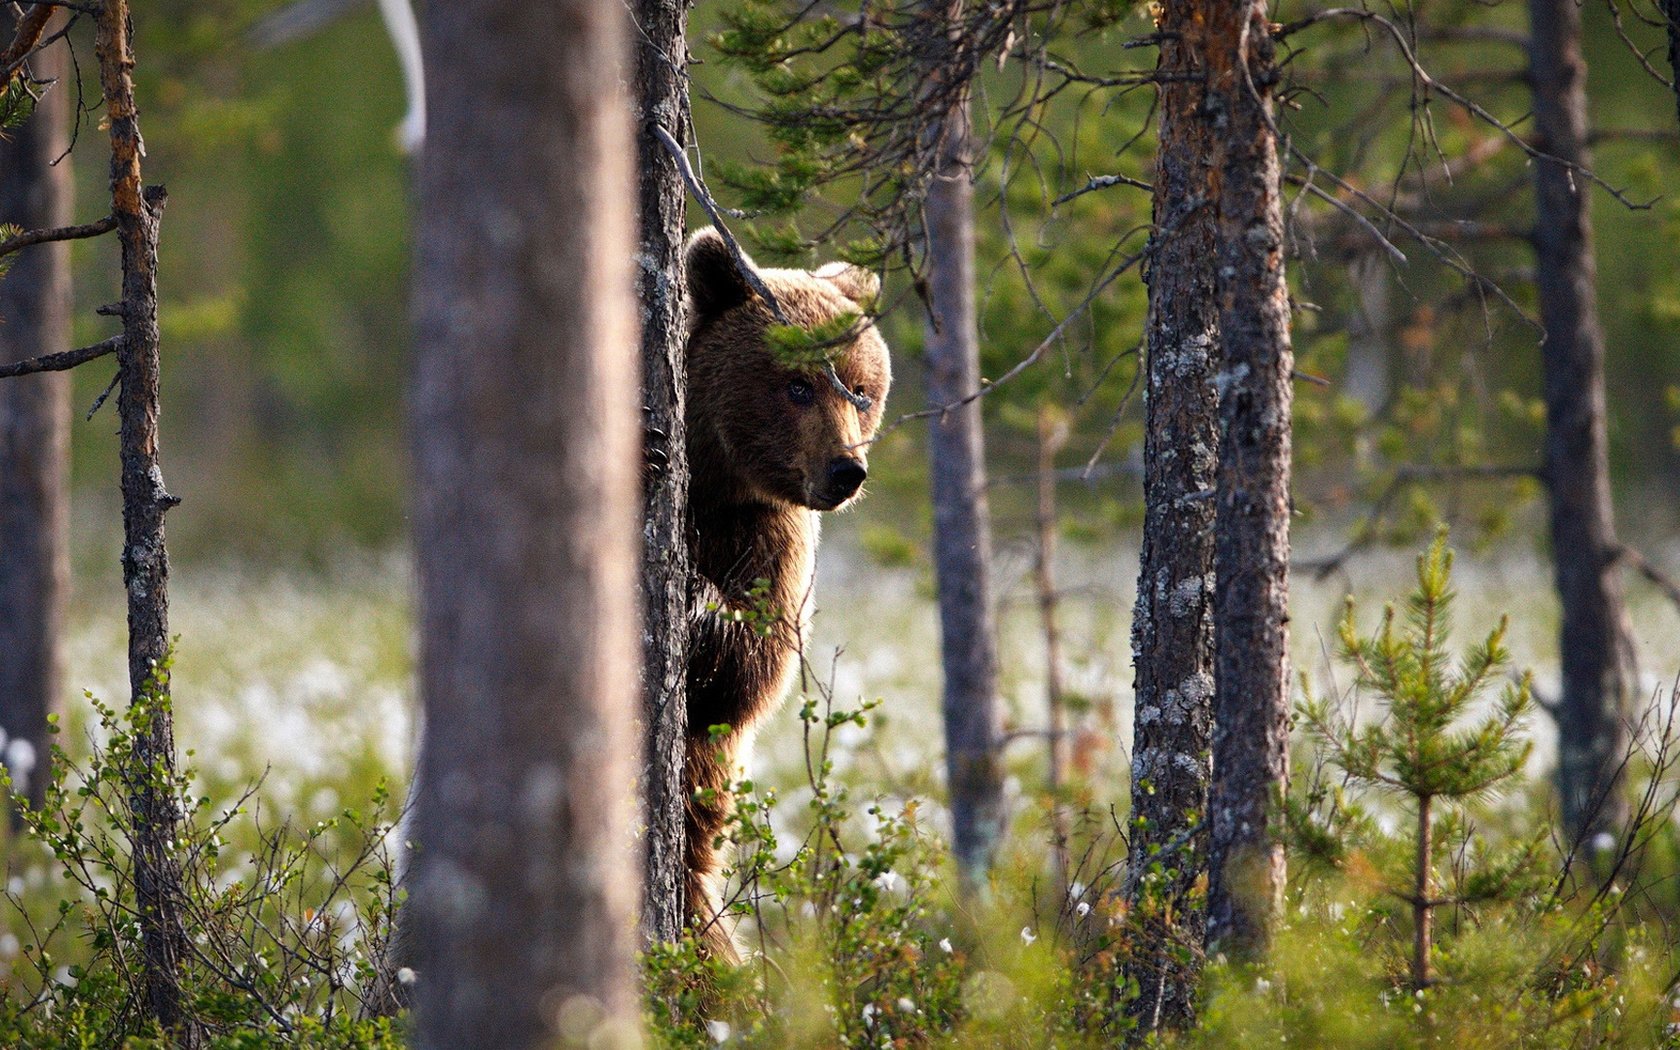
left=674, top=228, right=892, bottom=962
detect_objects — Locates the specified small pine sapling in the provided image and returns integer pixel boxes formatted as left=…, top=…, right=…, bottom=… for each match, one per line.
left=1300, top=531, right=1533, bottom=995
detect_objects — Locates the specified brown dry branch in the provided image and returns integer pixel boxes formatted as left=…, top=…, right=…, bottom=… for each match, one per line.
left=1614, top=544, right=1680, bottom=617
left=0, top=214, right=116, bottom=258
left=0, top=2, right=55, bottom=76
left=0, top=334, right=120, bottom=378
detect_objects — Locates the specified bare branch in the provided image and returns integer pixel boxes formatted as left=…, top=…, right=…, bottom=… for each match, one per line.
left=0, top=213, right=115, bottom=257
left=0, top=3, right=56, bottom=77
left=0, top=335, right=120, bottom=379
left=649, top=123, right=787, bottom=323
left=1052, top=172, right=1153, bottom=206
left=1614, top=544, right=1680, bottom=617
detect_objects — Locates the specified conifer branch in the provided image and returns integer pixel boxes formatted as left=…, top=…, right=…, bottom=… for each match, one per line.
left=0, top=335, right=121, bottom=378
left=0, top=214, right=116, bottom=257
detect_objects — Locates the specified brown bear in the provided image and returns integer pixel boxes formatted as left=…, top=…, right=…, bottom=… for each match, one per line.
left=678, top=228, right=891, bottom=961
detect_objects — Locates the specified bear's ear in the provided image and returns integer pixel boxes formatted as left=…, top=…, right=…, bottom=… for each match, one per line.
left=813, top=262, right=880, bottom=307
left=685, top=227, right=756, bottom=322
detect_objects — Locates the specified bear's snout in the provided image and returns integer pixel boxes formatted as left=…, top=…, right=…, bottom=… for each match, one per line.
left=822, top=457, right=868, bottom=505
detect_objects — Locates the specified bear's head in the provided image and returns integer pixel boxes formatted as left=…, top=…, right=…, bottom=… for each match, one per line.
left=684, top=228, right=892, bottom=512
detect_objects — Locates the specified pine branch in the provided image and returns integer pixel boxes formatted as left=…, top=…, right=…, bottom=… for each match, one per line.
left=0, top=214, right=116, bottom=258
left=0, top=335, right=121, bottom=378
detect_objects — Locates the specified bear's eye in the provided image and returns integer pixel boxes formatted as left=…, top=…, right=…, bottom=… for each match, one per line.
left=853, top=385, right=869, bottom=400
left=788, top=378, right=815, bottom=406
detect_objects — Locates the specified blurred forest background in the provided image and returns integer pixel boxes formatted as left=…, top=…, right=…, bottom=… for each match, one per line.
left=56, top=0, right=1680, bottom=564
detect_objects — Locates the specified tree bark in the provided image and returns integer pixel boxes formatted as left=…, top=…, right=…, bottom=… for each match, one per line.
left=0, top=5, right=71, bottom=817
left=408, top=0, right=643, bottom=1046
left=1665, top=0, right=1680, bottom=130
left=1202, top=0, right=1294, bottom=960
left=633, top=0, right=692, bottom=949
left=1123, top=0, right=1219, bottom=1022
left=1528, top=0, right=1636, bottom=849
left=924, top=75, right=1005, bottom=892
left=95, top=0, right=195, bottom=1040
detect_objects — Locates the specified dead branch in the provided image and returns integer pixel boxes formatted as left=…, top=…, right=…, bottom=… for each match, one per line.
left=1614, top=544, right=1680, bottom=617
left=0, top=3, right=55, bottom=77
left=1052, top=172, right=1153, bottom=206
left=0, top=334, right=121, bottom=378
left=1297, top=463, right=1540, bottom=579
left=0, top=213, right=116, bottom=257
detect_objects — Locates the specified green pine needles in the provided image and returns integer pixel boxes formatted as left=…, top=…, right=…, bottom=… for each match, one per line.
left=1302, top=529, right=1534, bottom=994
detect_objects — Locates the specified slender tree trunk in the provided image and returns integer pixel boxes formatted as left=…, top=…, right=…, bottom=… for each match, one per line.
left=409, top=0, right=643, bottom=1046
left=0, top=6, right=71, bottom=817
left=1412, top=794, right=1433, bottom=992
left=95, top=1, right=195, bottom=1040
left=925, top=79, right=1005, bottom=892
left=1035, top=408, right=1069, bottom=896
left=1344, top=251, right=1392, bottom=418
left=1123, top=0, right=1220, bottom=1020
left=1202, top=0, right=1294, bottom=960
left=633, top=0, right=692, bottom=948
left=1665, top=0, right=1680, bottom=130
left=1528, top=0, right=1636, bottom=849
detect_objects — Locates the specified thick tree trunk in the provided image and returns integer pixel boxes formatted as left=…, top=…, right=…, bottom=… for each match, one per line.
left=95, top=1, right=195, bottom=1040
left=0, top=7, right=71, bottom=816
left=925, top=86, right=1005, bottom=891
left=1202, top=0, right=1294, bottom=959
left=1528, top=0, right=1636, bottom=848
left=1123, top=0, right=1219, bottom=1023
left=633, top=0, right=692, bottom=948
left=408, top=1, right=643, bottom=1046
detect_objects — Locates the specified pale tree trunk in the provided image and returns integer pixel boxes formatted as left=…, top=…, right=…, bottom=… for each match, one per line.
left=925, top=87, right=1005, bottom=892
left=633, top=0, right=692, bottom=948
left=1528, top=0, right=1636, bottom=849
left=1202, top=0, right=1294, bottom=959
left=1123, top=0, right=1219, bottom=1022
left=409, top=0, right=643, bottom=1045
left=0, top=7, right=71, bottom=816
left=95, top=0, right=195, bottom=1039
left=1035, top=408, right=1069, bottom=896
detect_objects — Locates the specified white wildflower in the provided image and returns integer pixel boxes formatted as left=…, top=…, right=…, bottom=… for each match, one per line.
left=1591, top=831, right=1617, bottom=854
left=938, top=937, right=953, bottom=954
left=896, top=997, right=915, bottom=1014
left=862, top=1003, right=877, bottom=1023
left=705, top=1019, right=732, bottom=1043
left=1068, top=880, right=1086, bottom=901
left=1020, top=926, right=1036, bottom=945
left=1255, top=977, right=1272, bottom=994
left=396, top=967, right=417, bottom=986
left=1075, top=901, right=1091, bottom=919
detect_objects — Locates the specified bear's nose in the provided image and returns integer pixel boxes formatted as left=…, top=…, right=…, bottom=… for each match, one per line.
left=828, top=457, right=868, bottom=497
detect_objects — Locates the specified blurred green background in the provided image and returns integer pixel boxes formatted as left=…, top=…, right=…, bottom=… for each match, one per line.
left=42, top=0, right=1680, bottom=565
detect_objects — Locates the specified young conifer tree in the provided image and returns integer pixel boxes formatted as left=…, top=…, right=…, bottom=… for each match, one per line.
left=1301, top=532, right=1534, bottom=994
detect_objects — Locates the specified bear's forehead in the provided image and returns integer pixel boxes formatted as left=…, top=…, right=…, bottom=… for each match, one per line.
left=759, top=268, right=860, bottom=324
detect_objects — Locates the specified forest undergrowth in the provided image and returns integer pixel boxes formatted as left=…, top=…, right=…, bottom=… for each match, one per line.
left=3, top=532, right=1679, bottom=1046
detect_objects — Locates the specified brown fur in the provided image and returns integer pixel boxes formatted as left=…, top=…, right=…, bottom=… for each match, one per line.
left=679, top=229, right=891, bottom=961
